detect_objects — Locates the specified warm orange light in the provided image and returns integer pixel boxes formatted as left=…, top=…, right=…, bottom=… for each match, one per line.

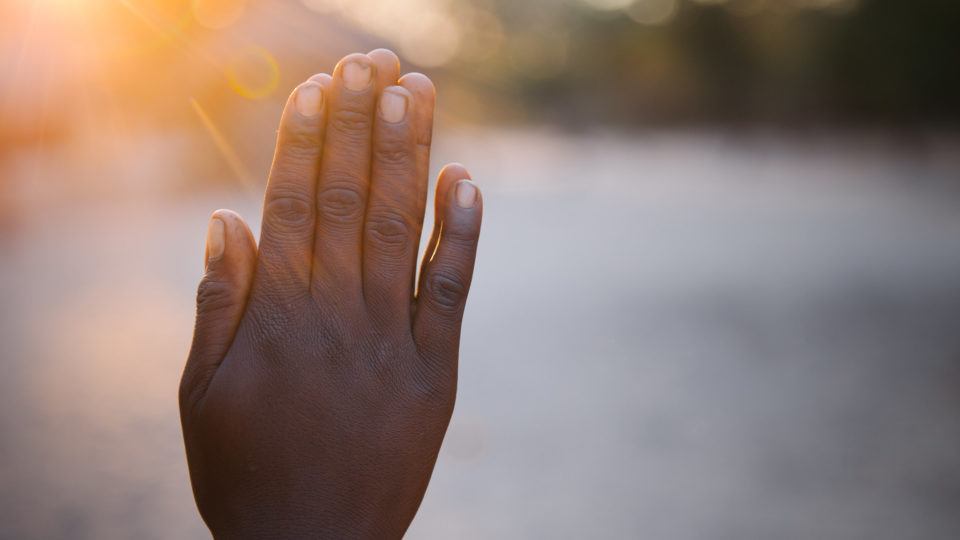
left=227, top=46, right=281, bottom=100
left=191, top=0, right=246, bottom=30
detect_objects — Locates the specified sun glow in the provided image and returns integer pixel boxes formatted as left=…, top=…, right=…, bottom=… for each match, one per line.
left=3, top=0, right=270, bottom=123
left=1, top=0, right=271, bottom=189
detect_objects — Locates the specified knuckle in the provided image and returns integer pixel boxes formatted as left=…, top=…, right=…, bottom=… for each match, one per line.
left=179, top=361, right=217, bottom=418
left=444, top=221, right=481, bottom=246
left=317, top=183, right=365, bottom=224
left=373, top=138, right=413, bottom=169
left=365, top=211, right=411, bottom=254
left=177, top=373, right=193, bottom=408
left=264, top=194, right=313, bottom=229
left=441, top=229, right=481, bottom=257
left=178, top=373, right=200, bottom=417
left=329, top=106, right=372, bottom=136
left=407, top=367, right=456, bottom=408
left=268, top=163, right=317, bottom=204
left=425, top=270, right=468, bottom=312
left=195, top=277, right=234, bottom=314
left=281, top=120, right=322, bottom=149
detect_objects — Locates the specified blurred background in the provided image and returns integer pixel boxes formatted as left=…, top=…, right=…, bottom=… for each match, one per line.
left=2, top=0, right=960, bottom=538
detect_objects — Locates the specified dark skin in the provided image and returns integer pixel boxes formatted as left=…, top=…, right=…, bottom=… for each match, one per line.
left=179, top=50, right=483, bottom=538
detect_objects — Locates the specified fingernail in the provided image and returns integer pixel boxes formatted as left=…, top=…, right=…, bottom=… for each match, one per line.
left=206, top=217, right=225, bottom=264
left=343, top=61, right=372, bottom=91
left=379, top=89, right=407, bottom=123
left=295, top=83, right=323, bottom=117
left=455, top=180, right=478, bottom=209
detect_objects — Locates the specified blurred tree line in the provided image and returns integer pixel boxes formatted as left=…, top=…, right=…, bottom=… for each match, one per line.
left=448, top=0, right=960, bottom=127
left=2, top=0, right=957, bottom=147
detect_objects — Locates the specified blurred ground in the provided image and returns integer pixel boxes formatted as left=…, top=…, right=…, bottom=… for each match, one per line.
left=1, top=128, right=959, bottom=538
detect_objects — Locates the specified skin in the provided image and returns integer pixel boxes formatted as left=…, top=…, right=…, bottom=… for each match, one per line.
left=179, top=49, right=483, bottom=538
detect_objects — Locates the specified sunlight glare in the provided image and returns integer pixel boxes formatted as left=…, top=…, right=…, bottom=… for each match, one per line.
left=191, top=0, right=246, bottom=29
left=227, top=46, right=280, bottom=99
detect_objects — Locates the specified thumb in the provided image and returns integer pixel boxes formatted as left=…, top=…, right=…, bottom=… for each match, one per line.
left=180, top=209, right=256, bottom=416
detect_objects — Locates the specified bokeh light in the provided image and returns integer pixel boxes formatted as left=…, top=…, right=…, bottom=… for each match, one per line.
left=627, top=0, right=680, bottom=25
left=300, top=0, right=463, bottom=67
left=580, top=0, right=635, bottom=11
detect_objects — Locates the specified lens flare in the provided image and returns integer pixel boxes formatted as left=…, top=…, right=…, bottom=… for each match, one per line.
left=227, top=46, right=280, bottom=100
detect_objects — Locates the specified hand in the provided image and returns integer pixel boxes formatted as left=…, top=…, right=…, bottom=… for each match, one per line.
left=179, top=49, right=483, bottom=538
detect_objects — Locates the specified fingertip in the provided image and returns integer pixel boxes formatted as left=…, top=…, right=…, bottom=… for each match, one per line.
left=205, top=213, right=226, bottom=266
left=280, top=81, right=326, bottom=140
left=382, top=84, right=414, bottom=99
left=210, top=208, right=248, bottom=236
left=307, top=72, right=333, bottom=89
left=210, top=208, right=242, bottom=223
left=337, top=52, right=375, bottom=69
left=368, top=48, right=401, bottom=84
left=291, top=81, right=324, bottom=118
left=211, top=208, right=237, bottom=218
left=207, top=209, right=257, bottom=274
left=399, top=72, right=436, bottom=99
left=399, top=74, right=436, bottom=144
left=368, top=48, right=399, bottom=61
left=211, top=208, right=256, bottom=248
left=438, top=163, right=471, bottom=184
left=335, top=53, right=376, bottom=92
left=449, top=179, right=482, bottom=212
left=436, top=163, right=472, bottom=205
left=438, top=179, right=482, bottom=246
